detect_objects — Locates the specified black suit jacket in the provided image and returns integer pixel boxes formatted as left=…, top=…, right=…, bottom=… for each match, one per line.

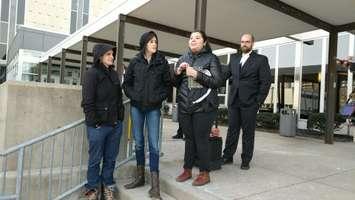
left=224, top=52, right=272, bottom=107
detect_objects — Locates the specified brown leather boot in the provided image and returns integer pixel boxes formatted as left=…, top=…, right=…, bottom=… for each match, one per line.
left=192, top=171, right=210, bottom=186
left=124, top=165, right=145, bottom=189
left=148, top=172, right=162, bottom=200
left=175, top=168, right=192, bottom=182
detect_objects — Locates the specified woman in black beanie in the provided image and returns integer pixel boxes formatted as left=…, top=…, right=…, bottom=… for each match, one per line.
left=123, top=31, right=170, bottom=199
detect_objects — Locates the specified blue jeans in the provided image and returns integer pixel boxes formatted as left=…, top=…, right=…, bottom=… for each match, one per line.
left=131, top=106, right=161, bottom=172
left=85, top=122, right=122, bottom=190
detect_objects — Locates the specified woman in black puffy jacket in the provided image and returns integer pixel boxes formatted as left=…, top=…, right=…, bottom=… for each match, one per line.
left=174, top=30, right=223, bottom=186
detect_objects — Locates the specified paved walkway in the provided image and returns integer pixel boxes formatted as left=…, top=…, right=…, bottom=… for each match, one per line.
left=159, top=118, right=355, bottom=200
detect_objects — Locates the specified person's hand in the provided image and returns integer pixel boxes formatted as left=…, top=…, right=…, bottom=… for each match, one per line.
left=186, top=66, right=198, bottom=79
left=175, top=62, right=189, bottom=75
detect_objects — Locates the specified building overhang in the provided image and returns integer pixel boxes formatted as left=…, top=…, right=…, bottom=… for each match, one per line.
left=40, top=0, right=355, bottom=65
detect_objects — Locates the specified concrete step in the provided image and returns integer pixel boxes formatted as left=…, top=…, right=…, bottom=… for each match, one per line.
left=158, top=170, right=223, bottom=200
left=118, top=182, right=176, bottom=200
left=121, top=162, right=223, bottom=200
left=63, top=162, right=137, bottom=200
left=117, top=164, right=176, bottom=200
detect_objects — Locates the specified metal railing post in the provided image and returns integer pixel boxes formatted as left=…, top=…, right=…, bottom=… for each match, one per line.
left=15, top=148, right=25, bottom=200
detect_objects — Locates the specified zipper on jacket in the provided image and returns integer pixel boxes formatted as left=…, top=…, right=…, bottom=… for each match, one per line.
left=188, top=56, right=196, bottom=90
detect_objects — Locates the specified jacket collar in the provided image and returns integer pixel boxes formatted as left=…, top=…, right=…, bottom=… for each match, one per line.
left=136, top=51, right=165, bottom=66
left=188, top=46, right=211, bottom=58
left=239, top=51, right=256, bottom=72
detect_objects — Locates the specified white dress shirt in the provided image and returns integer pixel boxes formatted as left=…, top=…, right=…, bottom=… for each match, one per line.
left=240, top=51, right=252, bottom=67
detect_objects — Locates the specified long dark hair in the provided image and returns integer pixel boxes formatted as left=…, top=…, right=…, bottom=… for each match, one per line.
left=139, top=31, right=158, bottom=55
left=191, top=30, right=212, bottom=52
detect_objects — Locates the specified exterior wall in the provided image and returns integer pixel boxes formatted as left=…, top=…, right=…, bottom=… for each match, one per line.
left=6, top=26, right=67, bottom=63
left=0, top=81, right=83, bottom=151
left=24, top=0, right=71, bottom=34
left=89, top=0, right=125, bottom=22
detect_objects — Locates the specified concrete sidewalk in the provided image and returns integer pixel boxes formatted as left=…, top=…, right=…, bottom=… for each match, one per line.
left=159, top=118, right=355, bottom=200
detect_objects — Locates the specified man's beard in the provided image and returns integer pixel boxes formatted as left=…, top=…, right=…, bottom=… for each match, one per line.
left=241, top=46, right=252, bottom=53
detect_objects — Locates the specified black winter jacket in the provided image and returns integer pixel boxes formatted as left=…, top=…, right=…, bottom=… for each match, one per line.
left=81, top=44, right=124, bottom=127
left=172, top=47, right=223, bottom=114
left=123, top=52, right=171, bottom=110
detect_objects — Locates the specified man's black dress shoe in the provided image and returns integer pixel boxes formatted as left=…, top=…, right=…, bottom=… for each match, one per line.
left=222, top=157, right=233, bottom=165
left=172, top=133, right=184, bottom=139
left=240, top=163, right=250, bottom=170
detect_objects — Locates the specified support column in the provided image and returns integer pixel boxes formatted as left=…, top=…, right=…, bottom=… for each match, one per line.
left=194, top=0, right=207, bottom=31
left=117, top=14, right=126, bottom=83
left=80, top=36, right=88, bottom=85
left=273, top=45, right=280, bottom=113
left=38, top=62, right=42, bottom=82
left=281, top=75, right=285, bottom=108
left=293, top=41, right=303, bottom=120
left=60, top=49, right=66, bottom=84
left=347, top=34, right=355, bottom=98
left=47, top=57, right=52, bottom=83
left=224, top=54, right=231, bottom=106
left=319, top=37, right=327, bottom=113
left=117, top=14, right=127, bottom=161
left=325, top=31, right=338, bottom=144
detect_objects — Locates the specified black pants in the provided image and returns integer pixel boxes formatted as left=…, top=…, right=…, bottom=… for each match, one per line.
left=179, top=111, right=216, bottom=172
left=176, top=126, right=183, bottom=136
left=223, top=105, right=258, bottom=164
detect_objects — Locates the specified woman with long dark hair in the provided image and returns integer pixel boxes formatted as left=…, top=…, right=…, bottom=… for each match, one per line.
left=173, top=30, right=223, bottom=186
left=123, top=31, right=170, bottom=199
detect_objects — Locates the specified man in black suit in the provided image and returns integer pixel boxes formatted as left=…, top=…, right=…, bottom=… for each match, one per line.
left=222, top=33, right=271, bottom=170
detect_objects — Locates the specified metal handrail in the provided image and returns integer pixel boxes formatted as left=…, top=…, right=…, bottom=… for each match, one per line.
left=0, top=100, right=131, bottom=156
left=0, top=119, right=85, bottom=156
left=0, top=99, right=139, bottom=200
left=0, top=99, right=165, bottom=200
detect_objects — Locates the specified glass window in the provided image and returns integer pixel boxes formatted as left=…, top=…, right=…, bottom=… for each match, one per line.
left=260, top=46, right=276, bottom=68
left=0, top=44, right=6, bottom=59
left=279, top=43, right=296, bottom=68
left=22, top=62, right=38, bottom=73
left=0, top=22, right=8, bottom=43
left=83, top=0, right=90, bottom=13
left=22, top=74, right=37, bottom=82
left=218, top=55, right=228, bottom=65
left=337, top=34, right=350, bottom=59
left=83, top=14, right=88, bottom=25
left=17, top=0, right=25, bottom=24
left=1, top=0, right=10, bottom=22
left=71, top=0, right=90, bottom=33
left=70, top=11, right=77, bottom=33
left=71, top=0, right=78, bottom=11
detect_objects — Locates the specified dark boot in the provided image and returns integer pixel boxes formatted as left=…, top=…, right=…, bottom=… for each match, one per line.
left=148, top=172, right=162, bottom=200
left=172, top=127, right=183, bottom=139
left=83, top=188, right=99, bottom=200
left=172, top=133, right=183, bottom=139
left=102, top=185, right=117, bottom=200
left=124, top=165, right=145, bottom=189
